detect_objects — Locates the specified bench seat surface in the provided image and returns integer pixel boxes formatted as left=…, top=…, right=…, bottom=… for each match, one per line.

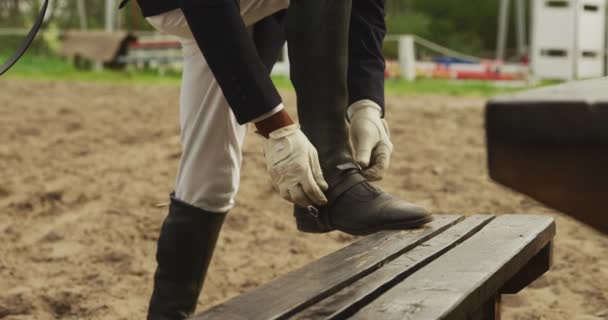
left=193, top=214, right=555, bottom=320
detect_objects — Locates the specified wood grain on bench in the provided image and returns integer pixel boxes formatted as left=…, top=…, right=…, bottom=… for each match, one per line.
left=193, top=215, right=462, bottom=320
left=352, top=215, right=555, bottom=320
left=193, top=214, right=555, bottom=320
left=293, top=215, right=495, bottom=319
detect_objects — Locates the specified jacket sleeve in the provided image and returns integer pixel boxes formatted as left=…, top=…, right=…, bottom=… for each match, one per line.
left=179, top=0, right=283, bottom=124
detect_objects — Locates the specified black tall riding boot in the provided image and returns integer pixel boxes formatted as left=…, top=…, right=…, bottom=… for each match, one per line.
left=147, top=196, right=226, bottom=320
left=286, top=0, right=432, bottom=236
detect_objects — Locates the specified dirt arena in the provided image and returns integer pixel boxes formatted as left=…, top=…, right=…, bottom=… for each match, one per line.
left=0, top=79, right=607, bottom=320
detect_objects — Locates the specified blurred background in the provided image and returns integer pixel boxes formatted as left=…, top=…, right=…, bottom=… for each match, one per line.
left=1, top=1, right=607, bottom=320
left=2, top=0, right=607, bottom=89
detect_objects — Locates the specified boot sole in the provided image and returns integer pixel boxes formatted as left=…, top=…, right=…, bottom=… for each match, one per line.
left=296, top=214, right=434, bottom=236
left=340, top=215, right=435, bottom=236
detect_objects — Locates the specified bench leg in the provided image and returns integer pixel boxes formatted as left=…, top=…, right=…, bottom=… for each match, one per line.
left=468, top=241, right=552, bottom=320
left=501, top=242, right=553, bottom=294
left=469, top=295, right=501, bottom=320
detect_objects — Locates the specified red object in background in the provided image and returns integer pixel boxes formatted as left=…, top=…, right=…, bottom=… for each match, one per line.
left=456, top=70, right=518, bottom=81
left=129, top=41, right=182, bottom=50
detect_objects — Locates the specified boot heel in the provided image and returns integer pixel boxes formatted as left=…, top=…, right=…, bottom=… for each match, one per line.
left=294, top=207, right=330, bottom=234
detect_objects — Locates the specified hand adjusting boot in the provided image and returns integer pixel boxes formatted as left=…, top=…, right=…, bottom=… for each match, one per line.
left=263, top=124, right=329, bottom=207
left=286, top=0, right=432, bottom=236
left=294, top=163, right=432, bottom=236
left=349, top=100, right=393, bottom=181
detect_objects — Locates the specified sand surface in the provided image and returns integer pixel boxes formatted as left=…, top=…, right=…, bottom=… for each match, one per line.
left=0, top=79, right=607, bottom=320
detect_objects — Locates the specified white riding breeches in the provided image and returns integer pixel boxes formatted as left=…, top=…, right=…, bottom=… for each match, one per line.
left=147, top=0, right=289, bottom=213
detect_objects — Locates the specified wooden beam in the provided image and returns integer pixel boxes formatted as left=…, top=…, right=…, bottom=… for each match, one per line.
left=193, top=215, right=463, bottom=320
left=469, top=296, right=501, bottom=320
left=351, top=215, right=555, bottom=320
left=501, top=241, right=553, bottom=294
left=293, top=215, right=495, bottom=320
left=486, top=78, right=608, bottom=234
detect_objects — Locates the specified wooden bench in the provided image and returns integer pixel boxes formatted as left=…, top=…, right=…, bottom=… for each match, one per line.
left=192, top=214, right=555, bottom=320
left=61, top=30, right=136, bottom=70
left=486, top=78, right=608, bottom=234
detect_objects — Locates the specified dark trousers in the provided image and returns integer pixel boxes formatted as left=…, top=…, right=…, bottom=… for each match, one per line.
left=348, top=0, right=386, bottom=110
left=255, top=0, right=387, bottom=111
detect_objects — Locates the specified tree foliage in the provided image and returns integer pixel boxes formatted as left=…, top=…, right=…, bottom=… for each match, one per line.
left=1, top=0, right=519, bottom=56
left=0, top=0, right=150, bottom=30
left=387, top=0, right=524, bottom=57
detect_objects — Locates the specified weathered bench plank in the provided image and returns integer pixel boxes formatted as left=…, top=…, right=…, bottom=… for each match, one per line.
left=193, top=215, right=463, bottom=320
left=293, top=215, right=496, bottom=320
left=486, top=78, right=608, bottom=234
left=351, top=215, right=555, bottom=320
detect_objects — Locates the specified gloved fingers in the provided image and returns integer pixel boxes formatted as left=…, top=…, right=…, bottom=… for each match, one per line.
left=354, top=144, right=374, bottom=169
left=362, top=167, right=382, bottom=182
left=279, top=187, right=293, bottom=204
left=302, top=165, right=328, bottom=206
left=288, top=184, right=315, bottom=208
left=362, top=144, right=392, bottom=181
left=309, top=148, right=329, bottom=191
left=262, top=124, right=330, bottom=207
left=351, top=122, right=375, bottom=169
left=381, top=119, right=391, bottom=138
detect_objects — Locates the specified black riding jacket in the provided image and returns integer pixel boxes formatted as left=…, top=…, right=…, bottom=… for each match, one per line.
left=133, top=0, right=387, bottom=124
left=136, top=0, right=178, bottom=17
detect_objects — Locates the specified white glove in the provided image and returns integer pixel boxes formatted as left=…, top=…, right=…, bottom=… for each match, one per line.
left=264, top=124, right=329, bottom=207
left=348, top=100, right=394, bottom=181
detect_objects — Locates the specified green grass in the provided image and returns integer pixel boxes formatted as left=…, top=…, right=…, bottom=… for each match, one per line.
left=263, top=75, right=527, bottom=97
left=1, top=54, right=183, bottom=85
left=2, top=54, right=536, bottom=96
left=385, top=78, right=525, bottom=96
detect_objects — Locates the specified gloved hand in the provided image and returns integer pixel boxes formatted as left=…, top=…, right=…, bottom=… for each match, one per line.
left=348, top=100, right=394, bottom=181
left=264, top=124, right=329, bottom=207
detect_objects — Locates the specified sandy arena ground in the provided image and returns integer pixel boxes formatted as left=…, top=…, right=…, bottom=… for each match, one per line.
left=0, top=79, right=607, bottom=320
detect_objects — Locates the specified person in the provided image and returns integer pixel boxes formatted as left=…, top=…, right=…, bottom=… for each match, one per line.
left=128, top=0, right=433, bottom=318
